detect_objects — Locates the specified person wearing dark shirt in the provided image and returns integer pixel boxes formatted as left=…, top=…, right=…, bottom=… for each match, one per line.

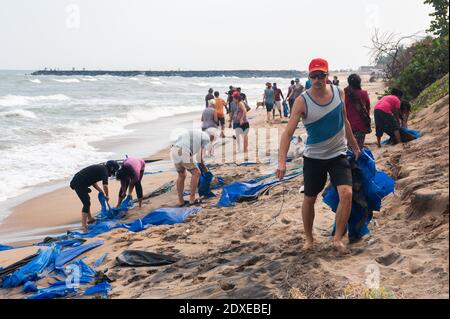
left=399, top=100, right=411, bottom=128
left=70, top=160, right=120, bottom=230
left=205, top=88, right=214, bottom=108
left=333, top=76, right=340, bottom=86
left=272, top=83, right=285, bottom=119
left=344, top=74, right=371, bottom=149
left=225, top=86, right=235, bottom=114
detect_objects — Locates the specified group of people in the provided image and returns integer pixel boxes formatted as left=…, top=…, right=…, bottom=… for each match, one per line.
left=276, top=58, right=413, bottom=253
left=343, top=74, right=411, bottom=150
left=70, top=157, right=145, bottom=230
left=202, top=86, right=250, bottom=154
left=70, top=58, right=411, bottom=253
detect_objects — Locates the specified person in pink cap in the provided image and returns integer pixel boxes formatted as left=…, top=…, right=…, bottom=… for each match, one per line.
left=277, top=58, right=360, bottom=254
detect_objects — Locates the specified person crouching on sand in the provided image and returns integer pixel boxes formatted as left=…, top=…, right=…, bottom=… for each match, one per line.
left=277, top=58, right=361, bottom=254
left=116, top=156, right=145, bottom=208
left=171, top=129, right=210, bottom=207
left=70, top=160, right=120, bottom=231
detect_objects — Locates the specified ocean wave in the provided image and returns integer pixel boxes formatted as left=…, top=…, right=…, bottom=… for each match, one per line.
left=0, top=109, right=37, bottom=119
left=0, top=141, right=113, bottom=204
left=80, top=76, right=97, bottom=82
left=53, top=78, right=80, bottom=83
left=0, top=94, right=71, bottom=107
left=29, top=79, right=41, bottom=84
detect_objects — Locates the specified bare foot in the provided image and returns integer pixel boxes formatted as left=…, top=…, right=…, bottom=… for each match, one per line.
left=303, top=239, right=314, bottom=251
left=332, top=240, right=351, bottom=255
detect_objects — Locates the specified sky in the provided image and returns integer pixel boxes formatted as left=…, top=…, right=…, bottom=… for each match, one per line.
left=0, top=0, right=434, bottom=71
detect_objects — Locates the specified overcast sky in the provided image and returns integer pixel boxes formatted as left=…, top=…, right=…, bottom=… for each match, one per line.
left=0, top=0, right=434, bottom=71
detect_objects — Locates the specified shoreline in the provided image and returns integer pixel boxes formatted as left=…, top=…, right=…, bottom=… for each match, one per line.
left=0, top=109, right=203, bottom=244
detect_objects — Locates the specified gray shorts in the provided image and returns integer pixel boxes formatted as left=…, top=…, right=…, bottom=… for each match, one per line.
left=171, top=146, right=198, bottom=173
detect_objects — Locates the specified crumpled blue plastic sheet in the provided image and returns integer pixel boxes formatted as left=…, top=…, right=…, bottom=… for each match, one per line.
left=183, top=166, right=224, bottom=197
left=144, top=170, right=163, bottom=175
left=93, top=253, right=108, bottom=268
left=55, top=241, right=104, bottom=269
left=124, top=207, right=202, bottom=233
left=27, top=285, right=77, bottom=299
left=2, top=248, right=59, bottom=288
left=27, top=259, right=97, bottom=299
left=323, top=148, right=395, bottom=242
left=237, top=162, right=258, bottom=166
left=0, top=244, right=13, bottom=252
left=283, top=101, right=289, bottom=117
left=96, top=193, right=133, bottom=220
left=67, top=207, right=202, bottom=238
left=382, top=127, right=422, bottom=145
left=34, top=239, right=85, bottom=249
left=217, top=171, right=303, bottom=207
left=84, top=281, right=111, bottom=297
left=22, top=281, right=38, bottom=293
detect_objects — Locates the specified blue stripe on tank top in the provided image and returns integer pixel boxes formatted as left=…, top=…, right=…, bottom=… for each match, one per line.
left=304, top=103, right=344, bottom=145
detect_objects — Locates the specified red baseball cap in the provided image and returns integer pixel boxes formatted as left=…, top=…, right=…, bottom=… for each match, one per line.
left=309, top=58, right=329, bottom=73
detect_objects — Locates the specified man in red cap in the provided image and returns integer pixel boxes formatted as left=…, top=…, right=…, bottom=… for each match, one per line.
left=277, top=58, right=361, bottom=254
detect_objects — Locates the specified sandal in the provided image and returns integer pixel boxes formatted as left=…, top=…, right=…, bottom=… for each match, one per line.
left=87, top=218, right=98, bottom=225
left=188, top=199, right=203, bottom=206
left=176, top=200, right=190, bottom=208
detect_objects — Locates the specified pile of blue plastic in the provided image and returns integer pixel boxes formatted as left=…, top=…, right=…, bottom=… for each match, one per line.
left=323, top=148, right=395, bottom=242
left=217, top=169, right=303, bottom=207
left=0, top=200, right=201, bottom=299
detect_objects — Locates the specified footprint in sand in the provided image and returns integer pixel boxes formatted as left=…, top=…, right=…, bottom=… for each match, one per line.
left=219, top=280, right=236, bottom=291
left=375, top=251, right=402, bottom=266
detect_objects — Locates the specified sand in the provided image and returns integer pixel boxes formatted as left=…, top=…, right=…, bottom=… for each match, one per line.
left=0, top=74, right=448, bottom=299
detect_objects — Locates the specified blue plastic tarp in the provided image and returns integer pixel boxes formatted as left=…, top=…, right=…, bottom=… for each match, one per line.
left=67, top=221, right=122, bottom=239
left=67, top=207, right=202, bottom=238
left=238, top=162, right=258, bottom=166
left=0, top=244, right=13, bottom=252
left=198, top=169, right=216, bottom=198
left=55, top=241, right=103, bottom=269
left=382, top=127, right=421, bottom=145
left=2, top=248, right=59, bottom=288
left=93, top=253, right=108, bottom=268
left=140, top=207, right=201, bottom=226
left=27, top=259, right=97, bottom=299
left=283, top=101, right=289, bottom=117
left=84, top=281, right=111, bottom=297
left=217, top=172, right=302, bottom=207
left=96, top=193, right=133, bottom=220
left=22, top=281, right=38, bottom=293
left=27, top=285, right=77, bottom=299
left=144, top=170, right=163, bottom=175
left=323, top=149, right=395, bottom=242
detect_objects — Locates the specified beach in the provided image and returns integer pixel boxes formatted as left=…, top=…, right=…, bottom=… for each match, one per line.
left=0, top=73, right=448, bottom=299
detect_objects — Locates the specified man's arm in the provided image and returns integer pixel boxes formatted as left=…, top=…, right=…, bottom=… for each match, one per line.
left=196, top=147, right=208, bottom=172
left=276, top=97, right=305, bottom=179
left=92, top=182, right=102, bottom=193
left=340, top=89, right=361, bottom=159
left=239, top=102, right=247, bottom=125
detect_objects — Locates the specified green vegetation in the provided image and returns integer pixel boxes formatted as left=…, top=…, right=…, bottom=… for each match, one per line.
left=411, top=73, right=449, bottom=112
left=387, top=0, right=449, bottom=100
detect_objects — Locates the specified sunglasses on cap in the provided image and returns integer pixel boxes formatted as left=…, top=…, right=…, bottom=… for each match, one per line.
left=309, top=73, right=328, bottom=80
